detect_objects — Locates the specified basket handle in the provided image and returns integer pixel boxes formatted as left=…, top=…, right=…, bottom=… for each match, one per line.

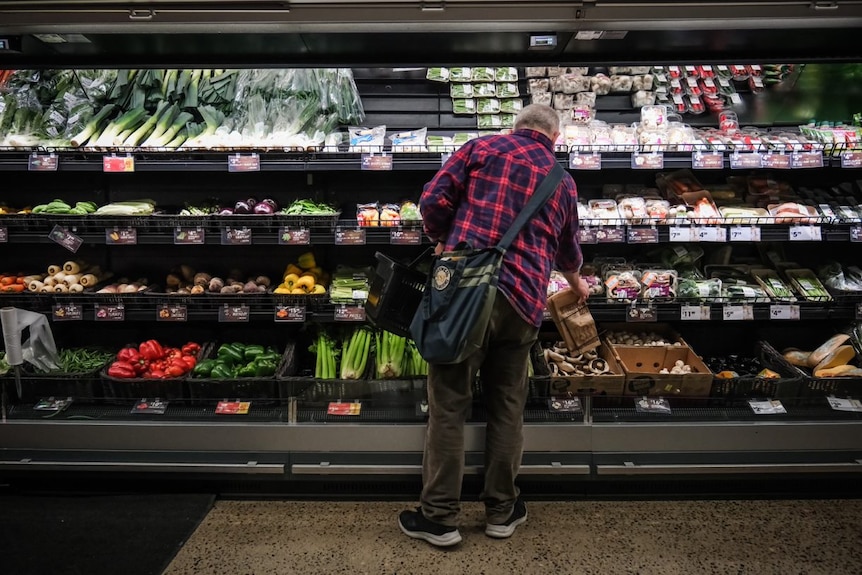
left=408, top=246, right=435, bottom=269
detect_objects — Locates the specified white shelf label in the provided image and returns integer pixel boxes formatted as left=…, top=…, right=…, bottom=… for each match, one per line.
left=694, top=226, right=727, bottom=243
left=680, top=305, right=710, bottom=321
left=722, top=305, right=754, bottom=321
left=769, top=304, right=800, bottom=320
left=788, top=226, right=822, bottom=241
left=668, top=226, right=692, bottom=242
left=729, top=226, right=761, bottom=242
left=749, top=400, right=787, bottom=415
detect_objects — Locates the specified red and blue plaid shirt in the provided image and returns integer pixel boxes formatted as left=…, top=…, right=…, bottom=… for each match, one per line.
left=420, top=129, right=582, bottom=326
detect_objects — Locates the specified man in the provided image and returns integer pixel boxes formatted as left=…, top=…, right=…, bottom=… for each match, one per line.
left=398, top=103, right=590, bottom=547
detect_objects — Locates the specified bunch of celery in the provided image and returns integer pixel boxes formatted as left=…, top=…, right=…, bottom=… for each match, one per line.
left=340, top=327, right=372, bottom=380
left=311, top=331, right=339, bottom=380
left=402, top=340, right=428, bottom=377
left=375, top=330, right=407, bottom=379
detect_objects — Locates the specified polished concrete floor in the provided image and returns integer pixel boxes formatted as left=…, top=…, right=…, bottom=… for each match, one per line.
left=164, top=498, right=862, bottom=575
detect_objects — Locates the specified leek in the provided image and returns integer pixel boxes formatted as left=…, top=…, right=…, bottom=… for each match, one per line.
left=70, top=103, right=116, bottom=147
left=92, top=107, right=147, bottom=147
left=140, top=104, right=179, bottom=147
left=124, top=100, right=170, bottom=147
left=148, top=111, right=193, bottom=147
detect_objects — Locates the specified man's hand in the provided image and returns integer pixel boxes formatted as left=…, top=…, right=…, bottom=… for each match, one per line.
left=434, top=241, right=445, bottom=256
left=561, top=271, right=590, bottom=305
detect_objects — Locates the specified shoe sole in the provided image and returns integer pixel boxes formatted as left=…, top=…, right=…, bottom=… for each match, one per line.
left=399, top=519, right=463, bottom=547
left=484, top=510, right=528, bottom=539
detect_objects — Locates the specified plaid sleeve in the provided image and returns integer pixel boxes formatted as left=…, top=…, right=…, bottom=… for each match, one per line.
left=419, top=143, right=472, bottom=243
left=554, top=179, right=583, bottom=273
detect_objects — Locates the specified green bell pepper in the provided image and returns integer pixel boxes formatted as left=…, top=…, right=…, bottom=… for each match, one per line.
left=192, top=359, right=217, bottom=377
left=210, top=363, right=235, bottom=379
left=238, top=363, right=258, bottom=377
left=217, top=343, right=245, bottom=365
left=253, top=358, right=277, bottom=377
left=243, top=345, right=266, bottom=362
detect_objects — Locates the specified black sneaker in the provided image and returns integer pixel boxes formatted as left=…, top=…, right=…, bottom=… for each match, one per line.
left=398, top=508, right=462, bottom=547
left=485, top=499, right=527, bottom=539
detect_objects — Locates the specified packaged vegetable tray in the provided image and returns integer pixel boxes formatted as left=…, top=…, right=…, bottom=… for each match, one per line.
left=187, top=341, right=293, bottom=406
left=101, top=340, right=209, bottom=404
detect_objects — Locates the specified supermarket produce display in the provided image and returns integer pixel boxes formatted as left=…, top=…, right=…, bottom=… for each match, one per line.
left=1, top=60, right=862, bottom=487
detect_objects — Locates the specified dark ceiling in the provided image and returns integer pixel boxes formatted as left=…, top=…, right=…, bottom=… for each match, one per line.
left=1, top=1, right=862, bottom=67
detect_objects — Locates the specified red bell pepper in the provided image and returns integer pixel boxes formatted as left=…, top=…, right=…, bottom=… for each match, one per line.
left=181, top=342, right=201, bottom=356
left=117, top=347, right=140, bottom=364
left=147, top=369, right=166, bottom=379
left=180, top=355, right=197, bottom=370
left=107, top=361, right=136, bottom=379
left=165, top=364, right=185, bottom=378
left=132, top=358, right=149, bottom=375
left=139, top=340, right=164, bottom=361
left=165, top=347, right=183, bottom=360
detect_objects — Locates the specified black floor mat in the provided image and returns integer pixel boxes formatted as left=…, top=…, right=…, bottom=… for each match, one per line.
left=0, top=492, right=215, bottom=575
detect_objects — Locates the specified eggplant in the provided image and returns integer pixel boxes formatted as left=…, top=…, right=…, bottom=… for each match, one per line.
left=234, top=200, right=252, bottom=214
left=218, top=207, right=235, bottom=216
left=253, top=202, right=275, bottom=215
left=261, top=198, right=279, bottom=211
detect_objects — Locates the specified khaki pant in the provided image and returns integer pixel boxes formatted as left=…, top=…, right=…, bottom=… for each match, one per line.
left=420, top=295, right=539, bottom=526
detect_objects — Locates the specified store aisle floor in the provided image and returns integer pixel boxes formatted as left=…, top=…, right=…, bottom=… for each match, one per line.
left=163, top=498, right=862, bottom=575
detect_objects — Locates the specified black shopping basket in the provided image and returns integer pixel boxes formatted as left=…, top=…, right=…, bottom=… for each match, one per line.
left=366, top=250, right=430, bottom=338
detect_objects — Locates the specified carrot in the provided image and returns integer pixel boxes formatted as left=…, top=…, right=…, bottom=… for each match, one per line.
left=0, top=276, right=15, bottom=286
left=0, top=284, right=26, bottom=292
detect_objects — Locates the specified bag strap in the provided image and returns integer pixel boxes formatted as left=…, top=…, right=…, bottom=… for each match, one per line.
left=497, top=162, right=565, bottom=251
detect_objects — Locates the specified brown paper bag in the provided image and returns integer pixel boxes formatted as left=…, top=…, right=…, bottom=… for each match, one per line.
left=547, top=288, right=599, bottom=355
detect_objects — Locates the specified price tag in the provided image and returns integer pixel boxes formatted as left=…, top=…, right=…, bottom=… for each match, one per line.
left=52, top=304, right=82, bottom=321
left=668, top=226, right=693, bottom=242
left=218, top=304, right=250, bottom=322
left=95, top=303, right=125, bottom=321
left=569, top=152, right=602, bottom=170
left=542, top=308, right=552, bottom=321
left=105, top=227, right=137, bottom=245
left=48, top=224, right=83, bottom=253
left=157, top=304, right=188, bottom=322
left=761, top=153, right=791, bottom=170
left=749, top=399, right=787, bottom=415
left=221, top=227, right=253, bottom=245
left=361, top=154, right=393, bottom=171
left=327, top=402, right=362, bottom=415
left=131, top=399, right=169, bottom=415
left=626, top=305, right=657, bottom=323
left=227, top=153, right=260, bottom=172
left=29, top=153, right=58, bottom=171
left=730, top=152, right=763, bottom=169
left=548, top=396, right=582, bottom=413
left=627, top=227, right=659, bottom=244
left=103, top=155, right=135, bottom=173
left=769, top=304, right=800, bottom=320
left=596, top=227, right=625, bottom=243
left=691, top=151, right=724, bottom=170
left=729, top=93, right=743, bottom=105
left=631, top=152, right=664, bottom=170
left=851, top=226, right=862, bottom=243
left=279, top=227, right=310, bottom=245
left=841, top=151, right=862, bottom=169
left=790, top=151, right=824, bottom=169
left=0, top=226, right=7, bottom=243
left=827, top=396, right=862, bottom=413
left=729, top=226, right=761, bottom=242
left=216, top=401, right=251, bottom=415
left=577, top=228, right=597, bottom=244
left=390, top=228, right=422, bottom=245
left=722, top=305, right=754, bottom=321
left=680, top=304, right=710, bottom=321
left=334, top=305, right=366, bottom=322
left=788, top=226, right=822, bottom=241
left=694, top=226, right=727, bottom=242
left=275, top=305, right=305, bottom=322
left=335, top=229, right=366, bottom=245
left=174, top=227, right=205, bottom=245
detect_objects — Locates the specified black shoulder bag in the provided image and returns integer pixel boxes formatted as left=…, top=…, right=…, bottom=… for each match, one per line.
left=410, top=162, right=565, bottom=365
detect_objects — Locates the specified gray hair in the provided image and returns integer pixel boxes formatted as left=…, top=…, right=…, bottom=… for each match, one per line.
left=514, top=103, right=560, bottom=136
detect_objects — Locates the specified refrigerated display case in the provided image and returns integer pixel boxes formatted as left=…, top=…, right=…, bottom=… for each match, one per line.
left=1, top=2, right=862, bottom=487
